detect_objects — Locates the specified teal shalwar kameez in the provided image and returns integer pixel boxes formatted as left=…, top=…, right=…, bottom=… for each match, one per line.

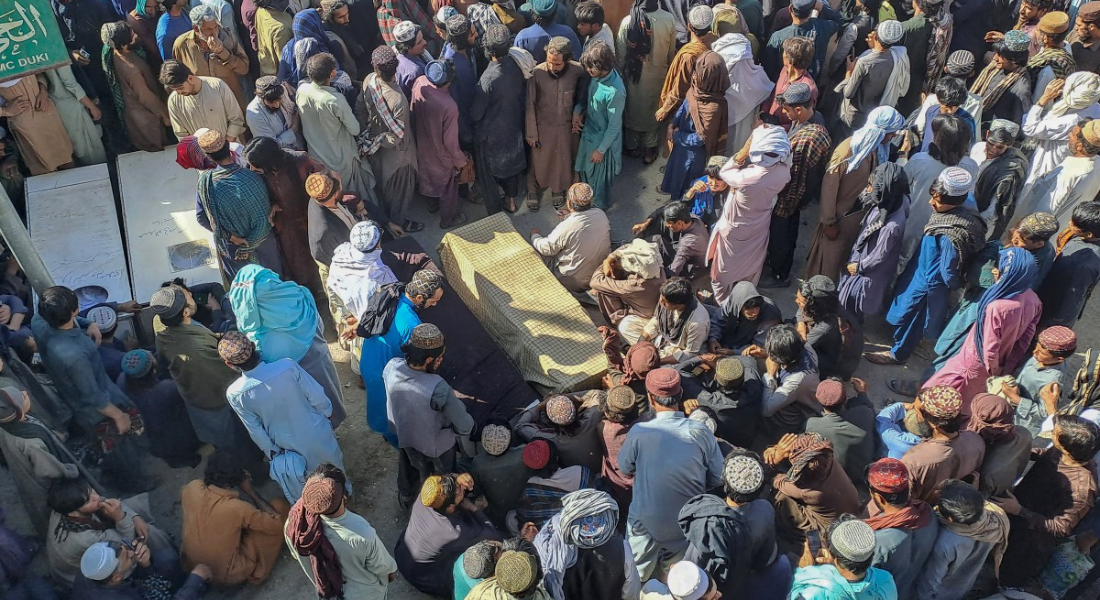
left=576, top=69, right=625, bottom=209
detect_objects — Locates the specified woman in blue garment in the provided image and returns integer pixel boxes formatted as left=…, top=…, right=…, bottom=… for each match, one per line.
left=358, top=269, right=445, bottom=446
left=659, top=50, right=729, bottom=200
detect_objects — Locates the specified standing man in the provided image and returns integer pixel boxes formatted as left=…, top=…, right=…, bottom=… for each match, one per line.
left=616, top=0, right=675, bottom=165
left=618, top=368, right=724, bottom=581
left=194, top=129, right=284, bottom=278
left=297, top=52, right=378, bottom=201
left=384, top=324, right=476, bottom=509
left=513, top=0, right=581, bottom=63
left=899, top=386, right=986, bottom=502
left=654, top=5, right=715, bottom=124
left=971, top=120, right=1029, bottom=239
left=762, top=0, right=843, bottom=80
left=576, top=41, right=625, bottom=209
left=526, top=37, right=585, bottom=210
left=834, top=20, right=910, bottom=136
left=245, top=77, right=302, bottom=150
left=864, top=458, right=939, bottom=600
left=471, top=24, right=527, bottom=215
left=394, top=21, right=434, bottom=99
left=576, top=1, right=615, bottom=55
left=530, top=183, right=612, bottom=293
left=1071, top=2, right=1100, bottom=73
left=160, top=61, right=246, bottom=140
left=411, top=59, right=469, bottom=229
left=254, top=0, right=293, bottom=76
left=174, top=4, right=251, bottom=110
left=970, top=30, right=1034, bottom=128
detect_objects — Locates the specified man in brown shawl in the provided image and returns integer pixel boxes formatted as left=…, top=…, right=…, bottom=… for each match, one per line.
left=101, top=22, right=172, bottom=153
left=654, top=5, right=716, bottom=123
left=526, top=36, right=587, bottom=210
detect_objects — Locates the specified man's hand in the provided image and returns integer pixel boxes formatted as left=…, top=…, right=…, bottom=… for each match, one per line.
left=851, top=377, right=867, bottom=394
left=206, top=294, right=221, bottom=312
left=845, top=54, right=856, bottom=76
left=822, top=223, right=840, bottom=241
left=341, top=316, right=358, bottom=341
left=521, top=521, right=538, bottom=541
left=268, top=205, right=282, bottom=226
left=0, top=96, right=28, bottom=118
left=86, top=322, right=102, bottom=346
left=0, top=304, right=11, bottom=326
left=161, top=114, right=172, bottom=127
left=687, top=179, right=708, bottom=199
left=133, top=540, right=152, bottom=568
left=113, top=411, right=132, bottom=435
left=86, top=102, right=102, bottom=121
left=34, top=86, right=49, bottom=112
left=683, top=399, right=700, bottom=414
left=707, top=340, right=721, bottom=354
left=1039, top=78, right=1066, bottom=107
left=117, top=301, right=141, bottom=313
left=132, top=515, right=150, bottom=541
left=631, top=219, right=650, bottom=236
left=191, top=564, right=214, bottom=582
left=388, top=571, right=399, bottom=582
left=984, top=31, right=1005, bottom=43
left=571, top=113, right=584, bottom=133
left=590, top=149, right=604, bottom=164
left=1041, top=382, right=1062, bottom=413
left=765, top=356, right=780, bottom=377
left=1, top=159, right=18, bottom=179
left=742, top=344, right=767, bottom=358
left=207, top=35, right=225, bottom=56
left=530, top=228, right=541, bottom=238
left=990, top=491, right=1022, bottom=515
left=387, top=222, right=405, bottom=238
left=71, top=50, right=91, bottom=65
left=457, top=473, right=475, bottom=492
left=229, top=234, right=247, bottom=246
left=100, top=498, right=125, bottom=521
left=846, top=262, right=858, bottom=276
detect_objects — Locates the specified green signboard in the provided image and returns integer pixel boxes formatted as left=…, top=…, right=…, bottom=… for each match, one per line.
left=0, top=0, right=69, bottom=82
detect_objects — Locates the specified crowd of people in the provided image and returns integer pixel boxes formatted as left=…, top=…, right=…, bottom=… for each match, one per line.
left=5, top=0, right=1100, bottom=598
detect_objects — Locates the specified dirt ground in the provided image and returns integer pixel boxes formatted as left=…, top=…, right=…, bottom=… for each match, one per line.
left=6, top=152, right=1100, bottom=599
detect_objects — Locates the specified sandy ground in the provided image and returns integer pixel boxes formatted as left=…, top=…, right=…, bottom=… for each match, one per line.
left=6, top=151, right=1100, bottom=599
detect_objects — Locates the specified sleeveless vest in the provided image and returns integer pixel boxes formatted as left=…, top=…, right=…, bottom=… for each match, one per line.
left=383, top=358, right=454, bottom=456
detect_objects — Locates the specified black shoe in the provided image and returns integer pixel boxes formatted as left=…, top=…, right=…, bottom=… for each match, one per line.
left=758, top=275, right=791, bottom=289
left=403, top=219, right=425, bottom=233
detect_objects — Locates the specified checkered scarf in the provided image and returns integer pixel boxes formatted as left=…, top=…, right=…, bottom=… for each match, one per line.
left=358, top=73, right=406, bottom=157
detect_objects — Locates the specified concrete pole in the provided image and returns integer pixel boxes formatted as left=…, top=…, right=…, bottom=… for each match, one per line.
left=0, top=186, right=54, bottom=295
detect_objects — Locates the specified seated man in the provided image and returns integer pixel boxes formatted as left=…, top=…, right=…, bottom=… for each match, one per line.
left=681, top=157, right=730, bottom=227
left=530, top=182, right=612, bottom=293
left=470, top=424, right=530, bottom=530
left=86, top=306, right=133, bottom=383
left=179, top=451, right=289, bottom=587
left=789, top=517, right=898, bottom=599
left=805, top=378, right=875, bottom=485
left=72, top=541, right=212, bottom=600
left=511, top=439, right=593, bottom=530
left=116, top=349, right=202, bottom=469
left=631, top=201, right=710, bottom=279
left=636, top=277, right=711, bottom=362
left=588, top=239, right=665, bottom=341
left=706, top=281, right=782, bottom=355
left=514, top=393, right=603, bottom=473
left=677, top=355, right=763, bottom=449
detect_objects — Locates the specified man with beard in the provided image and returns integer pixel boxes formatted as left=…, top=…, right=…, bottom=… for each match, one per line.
left=526, top=37, right=586, bottom=211
left=472, top=24, right=527, bottom=214
left=245, top=77, right=302, bottom=150
left=1071, top=2, right=1100, bottom=73
left=321, top=0, right=370, bottom=80
left=412, top=59, right=469, bottom=229
left=970, top=119, right=1028, bottom=239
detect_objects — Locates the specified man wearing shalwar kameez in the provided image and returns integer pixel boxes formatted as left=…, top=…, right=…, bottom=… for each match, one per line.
left=526, top=37, right=586, bottom=210
left=576, top=40, right=625, bottom=209
left=867, top=167, right=987, bottom=366
left=43, top=65, right=106, bottom=167
left=654, top=5, right=716, bottom=124
left=804, top=106, right=905, bottom=282
left=970, top=120, right=1029, bottom=240
left=1021, top=71, right=1100, bottom=186
left=617, top=0, right=676, bottom=164
left=0, top=75, right=74, bottom=175
left=969, top=31, right=1034, bottom=129
left=707, top=125, right=792, bottom=304
left=471, top=24, right=527, bottom=214
left=297, top=53, right=378, bottom=202
left=411, top=59, right=469, bottom=228
left=1015, top=120, right=1100, bottom=229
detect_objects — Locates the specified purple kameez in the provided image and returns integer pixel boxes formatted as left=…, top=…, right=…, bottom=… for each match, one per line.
left=838, top=202, right=909, bottom=318
left=410, top=76, right=466, bottom=226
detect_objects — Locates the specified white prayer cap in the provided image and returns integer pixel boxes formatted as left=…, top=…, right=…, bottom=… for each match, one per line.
left=830, top=519, right=877, bottom=562
left=393, top=21, right=418, bottom=43
left=688, top=5, right=714, bottom=30
left=876, top=20, right=904, bottom=45
left=936, top=166, right=974, bottom=197
left=667, top=561, right=709, bottom=600
left=80, top=542, right=120, bottom=581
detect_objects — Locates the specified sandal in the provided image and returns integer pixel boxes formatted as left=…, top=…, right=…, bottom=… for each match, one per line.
left=403, top=219, right=425, bottom=233
left=527, top=195, right=541, bottom=211
left=887, top=379, right=920, bottom=397
left=643, top=148, right=658, bottom=165
left=552, top=193, right=566, bottom=209
left=503, top=197, right=519, bottom=214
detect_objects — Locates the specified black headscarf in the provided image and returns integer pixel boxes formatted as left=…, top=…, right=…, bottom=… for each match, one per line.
left=851, top=162, right=909, bottom=253
left=624, top=0, right=659, bottom=83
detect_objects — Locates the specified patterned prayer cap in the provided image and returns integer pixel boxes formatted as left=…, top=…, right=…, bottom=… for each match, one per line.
left=196, top=128, right=226, bottom=153
left=148, top=285, right=186, bottom=318
left=483, top=23, right=511, bottom=50
left=121, top=349, right=154, bottom=378
left=645, top=367, right=682, bottom=397
left=1080, top=1, right=1100, bottom=22
left=435, top=5, right=458, bottom=24
left=446, top=14, right=470, bottom=37
left=830, top=519, right=877, bottom=562
left=988, top=119, right=1020, bottom=144
left=920, top=385, right=963, bottom=419
left=495, top=550, right=538, bottom=594
left=866, top=457, right=909, bottom=493
left=1017, top=212, right=1059, bottom=240
left=875, top=20, right=904, bottom=45
left=715, top=357, right=744, bottom=386
left=545, top=394, right=577, bottom=425
left=463, top=541, right=499, bottom=579
left=567, top=182, right=594, bottom=209
left=301, top=475, right=342, bottom=514
left=779, top=82, right=813, bottom=105
left=1038, top=326, right=1078, bottom=353
left=371, top=45, right=398, bottom=70
left=305, top=171, right=338, bottom=201
left=945, top=50, right=975, bottom=76
left=218, top=331, right=254, bottom=365
left=1083, top=120, right=1100, bottom=147
left=407, top=269, right=444, bottom=299
left=421, top=475, right=446, bottom=508
left=522, top=439, right=552, bottom=469
left=688, top=5, right=714, bottom=30
left=606, top=385, right=639, bottom=414
left=393, top=20, right=418, bottom=43
left=425, top=59, right=455, bottom=85
left=349, top=221, right=381, bottom=253
left=409, top=323, right=445, bottom=350
left=937, top=166, right=974, bottom=197
left=815, top=379, right=847, bottom=408
left=723, top=454, right=764, bottom=495
left=667, top=561, right=709, bottom=600
left=688, top=408, right=717, bottom=433
left=1002, top=30, right=1031, bottom=53
left=481, top=424, right=512, bottom=456
left=706, top=155, right=728, bottom=170
left=1039, top=11, right=1070, bottom=34
left=87, top=305, right=117, bottom=332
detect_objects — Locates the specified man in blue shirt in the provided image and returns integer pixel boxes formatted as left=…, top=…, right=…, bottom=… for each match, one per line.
left=762, top=0, right=843, bottom=81
left=514, top=0, right=581, bottom=63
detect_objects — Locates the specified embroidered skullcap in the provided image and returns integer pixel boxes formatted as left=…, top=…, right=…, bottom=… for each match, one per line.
left=446, top=14, right=470, bottom=36
left=305, top=171, right=338, bottom=201
left=393, top=20, right=418, bottom=43
left=876, top=20, right=904, bottom=45
left=715, top=357, right=744, bottom=387
left=255, top=75, right=282, bottom=96
left=1082, top=120, right=1100, bottom=147
left=815, top=379, right=847, bottom=408
left=688, top=408, right=717, bottom=433
left=779, top=82, right=813, bottom=105
left=988, top=118, right=1020, bottom=144
left=1080, top=1, right=1100, bottom=22
left=522, top=439, right=552, bottom=469
left=802, top=274, right=837, bottom=298
left=531, top=0, right=557, bottom=17
left=1017, top=212, right=1059, bottom=241
left=606, top=385, right=639, bottom=415
left=196, top=128, right=226, bottom=153
left=409, top=323, right=445, bottom=350
left=1039, top=11, right=1070, bottom=34
left=706, top=155, right=728, bottom=170
left=645, top=367, right=682, bottom=398
left=407, top=269, right=444, bottom=299
left=80, top=542, right=120, bottom=581
left=567, top=182, right=594, bottom=209
left=723, top=454, right=764, bottom=495
left=371, top=45, right=398, bottom=70
left=830, top=519, right=877, bottom=562
left=0, top=387, right=23, bottom=424
left=1002, top=29, right=1031, bottom=53
left=218, top=331, right=254, bottom=365
left=435, top=5, right=458, bottom=24
left=688, top=5, right=714, bottom=30
left=483, top=23, right=511, bottom=50
left=937, top=166, right=974, bottom=197
left=301, top=475, right=342, bottom=514
left=425, top=59, right=455, bottom=85
left=121, top=349, right=154, bottom=378
left=463, top=541, right=499, bottom=580
left=945, top=50, right=975, bottom=76
left=481, top=424, right=512, bottom=456
left=1039, top=326, right=1078, bottom=353
left=87, top=305, right=117, bottom=333
left=920, top=385, right=963, bottom=419
left=495, top=550, right=538, bottom=594
left=349, top=221, right=381, bottom=253
left=421, top=475, right=446, bottom=508
left=545, top=394, right=577, bottom=425
left=867, top=458, right=909, bottom=493
left=667, top=561, right=709, bottom=600
left=148, top=285, right=186, bottom=318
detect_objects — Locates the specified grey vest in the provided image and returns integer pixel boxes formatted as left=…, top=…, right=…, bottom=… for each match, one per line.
left=383, top=358, right=454, bottom=457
